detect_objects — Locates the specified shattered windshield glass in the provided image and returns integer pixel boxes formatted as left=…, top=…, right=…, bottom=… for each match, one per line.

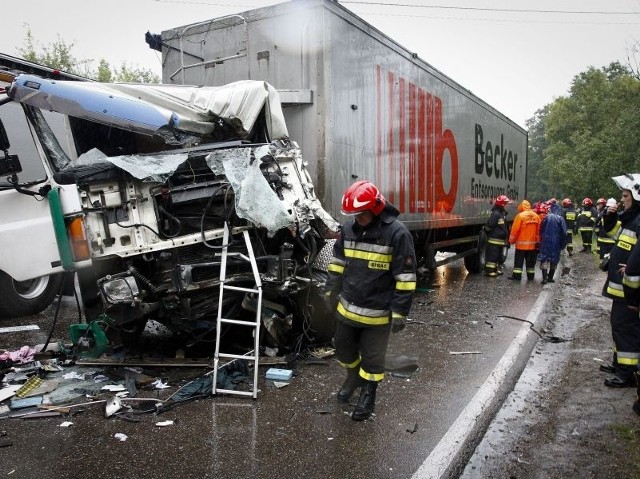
left=208, top=146, right=294, bottom=236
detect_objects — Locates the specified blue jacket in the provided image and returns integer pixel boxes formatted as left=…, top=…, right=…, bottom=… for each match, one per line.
left=538, top=205, right=567, bottom=263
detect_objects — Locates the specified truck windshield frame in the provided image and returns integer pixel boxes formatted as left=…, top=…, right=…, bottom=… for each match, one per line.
left=24, top=104, right=71, bottom=173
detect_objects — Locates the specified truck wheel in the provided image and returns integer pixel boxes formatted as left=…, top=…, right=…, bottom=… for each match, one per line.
left=0, top=271, right=63, bottom=318
left=463, top=232, right=487, bottom=274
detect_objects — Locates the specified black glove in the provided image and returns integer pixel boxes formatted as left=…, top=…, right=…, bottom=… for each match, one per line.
left=390, top=312, right=406, bottom=333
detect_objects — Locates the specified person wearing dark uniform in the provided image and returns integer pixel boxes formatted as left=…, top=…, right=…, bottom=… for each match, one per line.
left=600, top=174, right=640, bottom=389
left=561, top=198, right=577, bottom=256
left=595, top=198, right=616, bottom=260
left=484, top=195, right=510, bottom=277
left=577, top=197, right=597, bottom=252
left=325, top=180, right=416, bottom=421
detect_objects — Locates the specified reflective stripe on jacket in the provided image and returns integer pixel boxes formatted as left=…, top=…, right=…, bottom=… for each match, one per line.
left=326, top=203, right=417, bottom=327
left=603, top=204, right=640, bottom=300
left=509, top=200, right=540, bottom=251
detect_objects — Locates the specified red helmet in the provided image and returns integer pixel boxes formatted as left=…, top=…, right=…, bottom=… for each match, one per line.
left=596, top=197, right=606, bottom=206
left=582, top=197, right=593, bottom=208
left=535, top=202, right=548, bottom=214
left=562, top=198, right=572, bottom=207
left=494, top=194, right=510, bottom=207
left=341, top=180, right=386, bottom=216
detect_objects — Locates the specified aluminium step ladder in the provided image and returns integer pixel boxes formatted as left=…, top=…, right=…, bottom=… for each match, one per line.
left=213, top=223, right=263, bottom=398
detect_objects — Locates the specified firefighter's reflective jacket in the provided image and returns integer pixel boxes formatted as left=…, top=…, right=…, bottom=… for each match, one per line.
left=596, top=209, right=616, bottom=246
left=484, top=205, right=509, bottom=246
left=509, top=200, right=540, bottom=251
left=562, top=206, right=577, bottom=234
left=326, top=203, right=417, bottom=327
left=602, top=204, right=640, bottom=300
left=577, top=207, right=597, bottom=232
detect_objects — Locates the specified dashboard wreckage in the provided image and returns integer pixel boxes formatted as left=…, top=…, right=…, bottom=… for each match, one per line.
left=0, top=71, right=340, bottom=351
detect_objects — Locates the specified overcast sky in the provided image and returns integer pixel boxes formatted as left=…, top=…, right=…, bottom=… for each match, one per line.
left=2, top=0, right=639, bottom=128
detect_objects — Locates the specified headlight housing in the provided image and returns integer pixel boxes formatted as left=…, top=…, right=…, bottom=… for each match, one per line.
left=99, top=275, right=139, bottom=305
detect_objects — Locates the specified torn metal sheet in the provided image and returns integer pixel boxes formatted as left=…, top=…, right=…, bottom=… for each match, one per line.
left=8, top=75, right=288, bottom=142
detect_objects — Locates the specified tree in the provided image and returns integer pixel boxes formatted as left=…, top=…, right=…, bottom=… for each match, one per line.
left=528, top=62, right=640, bottom=202
left=17, top=26, right=159, bottom=83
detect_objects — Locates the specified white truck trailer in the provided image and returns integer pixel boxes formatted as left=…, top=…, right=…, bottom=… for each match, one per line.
left=158, top=0, right=528, bottom=273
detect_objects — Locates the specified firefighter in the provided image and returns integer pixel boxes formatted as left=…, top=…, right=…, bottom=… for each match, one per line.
left=508, top=200, right=541, bottom=281
left=484, top=195, right=510, bottom=277
left=595, top=198, right=616, bottom=259
left=561, top=198, right=576, bottom=255
left=600, top=174, right=640, bottom=388
left=538, top=202, right=567, bottom=284
left=325, top=180, right=417, bottom=421
left=577, top=197, right=597, bottom=252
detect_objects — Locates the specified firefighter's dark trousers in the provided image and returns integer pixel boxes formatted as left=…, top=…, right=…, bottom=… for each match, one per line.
left=334, top=318, right=390, bottom=382
left=579, top=229, right=593, bottom=250
left=513, top=249, right=537, bottom=280
left=610, top=299, right=640, bottom=380
left=566, top=232, right=573, bottom=254
left=485, top=242, right=503, bottom=276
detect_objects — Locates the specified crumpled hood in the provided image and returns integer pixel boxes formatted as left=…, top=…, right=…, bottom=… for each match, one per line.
left=7, top=74, right=289, bottom=143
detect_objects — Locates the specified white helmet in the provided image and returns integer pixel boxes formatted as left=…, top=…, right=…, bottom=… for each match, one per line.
left=612, top=174, right=640, bottom=201
left=606, top=198, right=617, bottom=208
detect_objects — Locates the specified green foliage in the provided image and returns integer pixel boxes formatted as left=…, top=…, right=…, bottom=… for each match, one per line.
left=527, top=62, right=640, bottom=203
left=17, top=26, right=159, bottom=83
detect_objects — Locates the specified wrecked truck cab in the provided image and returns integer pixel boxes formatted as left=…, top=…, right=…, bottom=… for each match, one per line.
left=4, top=73, right=340, bottom=349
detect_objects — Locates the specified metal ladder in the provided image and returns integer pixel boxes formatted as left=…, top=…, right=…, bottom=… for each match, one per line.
left=213, top=223, right=262, bottom=398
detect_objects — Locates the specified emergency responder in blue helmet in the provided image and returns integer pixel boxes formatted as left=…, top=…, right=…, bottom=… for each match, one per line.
left=577, top=197, right=597, bottom=252
left=325, top=180, right=417, bottom=421
left=484, top=195, right=510, bottom=277
left=561, top=198, right=577, bottom=255
left=595, top=198, right=616, bottom=260
left=600, top=174, right=640, bottom=388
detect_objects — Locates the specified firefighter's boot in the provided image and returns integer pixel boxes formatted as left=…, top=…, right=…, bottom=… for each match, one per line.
left=351, top=380, right=378, bottom=421
left=337, top=367, right=363, bottom=403
left=548, top=268, right=556, bottom=283
left=633, top=372, right=640, bottom=416
left=541, top=269, right=548, bottom=284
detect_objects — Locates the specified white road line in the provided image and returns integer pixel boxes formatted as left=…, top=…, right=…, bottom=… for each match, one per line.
left=412, top=289, right=551, bottom=479
left=0, top=324, right=40, bottom=333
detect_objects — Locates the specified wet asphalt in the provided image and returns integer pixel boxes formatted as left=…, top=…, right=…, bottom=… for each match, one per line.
left=0, top=255, right=545, bottom=479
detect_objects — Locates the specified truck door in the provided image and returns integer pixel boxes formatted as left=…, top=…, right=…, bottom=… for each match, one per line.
left=0, top=102, right=66, bottom=281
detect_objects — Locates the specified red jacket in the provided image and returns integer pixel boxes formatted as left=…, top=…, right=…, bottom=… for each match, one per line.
left=509, top=200, right=540, bottom=250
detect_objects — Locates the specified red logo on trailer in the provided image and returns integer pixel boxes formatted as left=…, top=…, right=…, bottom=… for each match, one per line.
left=375, top=66, right=458, bottom=214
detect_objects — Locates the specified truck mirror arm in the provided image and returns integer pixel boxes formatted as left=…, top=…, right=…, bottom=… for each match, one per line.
left=7, top=173, right=51, bottom=198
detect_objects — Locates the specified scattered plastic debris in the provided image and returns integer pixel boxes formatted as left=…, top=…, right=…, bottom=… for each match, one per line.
left=155, top=420, right=174, bottom=427
left=152, top=379, right=171, bottom=390
left=59, top=421, right=73, bottom=427
left=114, top=433, right=128, bottom=442
left=449, top=351, right=482, bottom=355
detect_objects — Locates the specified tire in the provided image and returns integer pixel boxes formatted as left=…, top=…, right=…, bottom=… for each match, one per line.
left=500, top=246, right=509, bottom=264
left=0, top=271, right=63, bottom=318
left=463, top=231, right=487, bottom=274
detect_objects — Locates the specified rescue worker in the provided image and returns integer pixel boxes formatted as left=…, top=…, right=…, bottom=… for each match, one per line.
left=538, top=202, right=567, bottom=284
left=325, top=180, right=417, bottom=421
left=508, top=200, right=541, bottom=281
left=561, top=198, right=577, bottom=255
left=577, top=197, right=597, bottom=252
left=595, top=198, right=616, bottom=260
left=593, top=198, right=606, bottom=255
left=600, top=174, right=640, bottom=388
left=621, top=183, right=640, bottom=414
left=484, top=195, right=510, bottom=277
